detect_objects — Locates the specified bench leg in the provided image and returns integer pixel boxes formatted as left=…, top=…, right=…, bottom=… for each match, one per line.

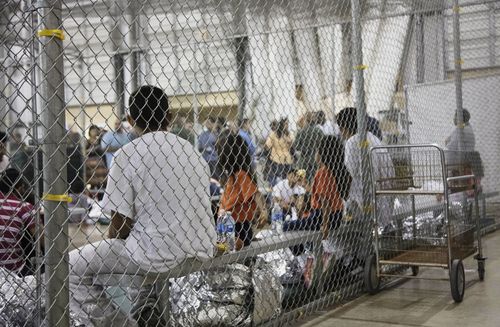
left=156, top=280, right=171, bottom=327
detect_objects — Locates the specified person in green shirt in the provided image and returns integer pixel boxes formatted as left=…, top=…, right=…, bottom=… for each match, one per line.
left=292, top=112, right=324, bottom=182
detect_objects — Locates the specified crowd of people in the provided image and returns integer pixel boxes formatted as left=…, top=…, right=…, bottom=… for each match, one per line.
left=0, top=81, right=480, bottom=325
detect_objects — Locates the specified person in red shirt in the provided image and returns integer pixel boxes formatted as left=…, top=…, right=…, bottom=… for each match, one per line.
left=0, top=168, right=42, bottom=276
left=217, top=132, right=267, bottom=250
left=284, top=135, right=351, bottom=239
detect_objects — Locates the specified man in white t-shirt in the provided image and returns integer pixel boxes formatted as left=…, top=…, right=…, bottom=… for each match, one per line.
left=272, top=169, right=306, bottom=213
left=69, top=86, right=217, bottom=326
left=337, top=107, right=395, bottom=228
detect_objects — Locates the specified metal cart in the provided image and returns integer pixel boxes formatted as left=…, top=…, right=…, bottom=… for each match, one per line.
left=364, top=144, right=486, bottom=303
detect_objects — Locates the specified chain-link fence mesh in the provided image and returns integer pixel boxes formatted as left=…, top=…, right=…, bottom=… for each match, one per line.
left=0, top=0, right=499, bottom=326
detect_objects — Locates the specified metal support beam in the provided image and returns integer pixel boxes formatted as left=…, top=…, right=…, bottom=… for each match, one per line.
left=350, top=0, right=370, bottom=221
left=35, top=1, right=70, bottom=326
left=415, top=14, right=425, bottom=83
left=112, top=54, right=126, bottom=118
left=234, top=0, right=249, bottom=121
left=488, top=3, right=497, bottom=66
left=111, top=1, right=126, bottom=118
left=0, top=12, right=11, bottom=131
left=128, top=1, right=142, bottom=91
left=452, top=0, right=464, bottom=153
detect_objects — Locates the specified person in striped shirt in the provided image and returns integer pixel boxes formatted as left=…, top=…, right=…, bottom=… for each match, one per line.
left=0, top=168, right=41, bottom=276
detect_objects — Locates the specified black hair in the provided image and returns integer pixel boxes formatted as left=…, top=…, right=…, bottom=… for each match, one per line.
left=129, top=85, right=169, bottom=131
left=216, top=132, right=253, bottom=181
left=238, top=118, right=249, bottom=128
left=207, top=116, right=217, bottom=124
left=0, top=131, right=7, bottom=145
left=217, top=116, right=226, bottom=127
left=367, top=116, right=383, bottom=140
left=336, top=107, right=358, bottom=135
left=270, top=120, right=278, bottom=131
left=0, top=168, right=25, bottom=194
left=456, top=109, right=471, bottom=123
left=89, top=125, right=100, bottom=133
left=318, top=135, right=352, bottom=200
left=276, top=119, right=289, bottom=138
left=315, top=111, right=326, bottom=125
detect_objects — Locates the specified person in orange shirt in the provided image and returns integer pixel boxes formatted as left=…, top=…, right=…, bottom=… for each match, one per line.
left=284, top=135, right=351, bottom=239
left=217, top=133, right=267, bottom=250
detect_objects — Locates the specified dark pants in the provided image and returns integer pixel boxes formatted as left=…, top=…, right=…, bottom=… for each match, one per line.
left=283, top=209, right=343, bottom=256
left=208, top=161, right=223, bottom=181
left=267, top=161, right=292, bottom=186
left=236, top=221, right=253, bottom=247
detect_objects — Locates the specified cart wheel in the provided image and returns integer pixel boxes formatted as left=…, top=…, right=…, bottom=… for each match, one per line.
left=364, top=254, right=380, bottom=295
left=411, top=266, right=419, bottom=276
left=478, top=260, right=485, bottom=281
left=450, top=259, right=465, bottom=303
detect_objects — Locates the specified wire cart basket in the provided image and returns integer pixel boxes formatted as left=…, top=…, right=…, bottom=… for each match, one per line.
left=365, top=144, right=486, bottom=303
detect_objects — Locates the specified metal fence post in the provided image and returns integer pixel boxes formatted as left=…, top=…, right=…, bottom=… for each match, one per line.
left=234, top=0, right=249, bottom=121
left=415, top=14, right=425, bottom=83
left=35, top=1, right=70, bottom=326
left=452, top=0, right=464, bottom=153
left=111, top=1, right=126, bottom=119
left=350, top=0, right=370, bottom=219
left=129, top=1, right=143, bottom=92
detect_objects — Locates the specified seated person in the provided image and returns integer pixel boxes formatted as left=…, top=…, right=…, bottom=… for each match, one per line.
left=272, top=169, right=306, bottom=217
left=69, top=86, right=217, bottom=326
left=284, top=136, right=351, bottom=239
left=0, top=168, right=43, bottom=277
left=217, top=133, right=267, bottom=250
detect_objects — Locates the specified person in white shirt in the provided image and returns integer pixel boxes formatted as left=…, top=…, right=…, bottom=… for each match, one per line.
left=69, top=86, right=217, bottom=326
left=315, top=111, right=340, bottom=137
left=337, top=107, right=395, bottom=228
left=272, top=169, right=306, bottom=213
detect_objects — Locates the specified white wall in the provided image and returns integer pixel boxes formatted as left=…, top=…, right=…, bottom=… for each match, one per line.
left=406, top=74, right=500, bottom=193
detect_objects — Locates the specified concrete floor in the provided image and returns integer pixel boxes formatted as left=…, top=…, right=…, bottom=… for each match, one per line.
left=299, top=231, right=500, bottom=327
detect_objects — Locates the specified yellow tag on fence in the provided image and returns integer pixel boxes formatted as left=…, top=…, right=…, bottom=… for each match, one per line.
left=37, top=29, right=65, bottom=41
left=42, top=193, right=72, bottom=203
left=354, top=64, right=368, bottom=70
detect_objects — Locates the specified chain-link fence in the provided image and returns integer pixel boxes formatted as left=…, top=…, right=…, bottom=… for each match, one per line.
left=0, top=0, right=499, bottom=326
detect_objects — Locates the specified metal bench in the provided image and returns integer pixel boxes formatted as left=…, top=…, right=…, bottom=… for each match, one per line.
left=90, top=230, right=322, bottom=326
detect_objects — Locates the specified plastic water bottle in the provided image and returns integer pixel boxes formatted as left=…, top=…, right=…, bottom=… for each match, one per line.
left=216, top=215, right=226, bottom=244
left=271, top=203, right=283, bottom=235
left=224, top=212, right=236, bottom=252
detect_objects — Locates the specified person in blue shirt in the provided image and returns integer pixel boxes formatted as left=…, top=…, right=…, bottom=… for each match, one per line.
left=198, top=116, right=222, bottom=180
left=237, top=118, right=256, bottom=159
left=101, top=119, right=134, bottom=168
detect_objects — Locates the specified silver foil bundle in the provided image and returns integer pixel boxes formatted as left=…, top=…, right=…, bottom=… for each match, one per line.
left=251, top=258, right=283, bottom=324
left=0, top=269, right=42, bottom=327
left=170, top=264, right=251, bottom=326
left=256, top=230, right=317, bottom=287
left=0, top=268, right=84, bottom=327
left=257, top=247, right=295, bottom=278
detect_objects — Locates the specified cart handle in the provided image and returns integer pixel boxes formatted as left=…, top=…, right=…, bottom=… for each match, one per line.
left=446, top=175, right=475, bottom=183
